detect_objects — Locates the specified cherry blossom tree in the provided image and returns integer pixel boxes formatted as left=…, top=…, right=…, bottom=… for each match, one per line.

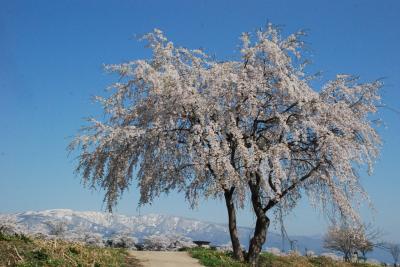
left=70, top=24, right=382, bottom=264
left=46, top=220, right=67, bottom=238
left=385, top=243, right=400, bottom=266
left=324, top=224, right=381, bottom=262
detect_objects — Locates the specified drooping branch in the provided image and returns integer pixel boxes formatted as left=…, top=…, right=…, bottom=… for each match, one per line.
left=264, top=162, right=321, bottom=212
left=70, top=25, right=382, bottom=265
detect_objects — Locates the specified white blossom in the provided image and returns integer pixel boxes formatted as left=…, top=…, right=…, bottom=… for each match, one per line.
left=70, top=26, right=382, bottom=224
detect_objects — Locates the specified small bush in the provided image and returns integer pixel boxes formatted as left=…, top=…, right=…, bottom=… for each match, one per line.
left=189, top=247, right=245, bottom=267
left=30, top=249, right=49, bottom=261
left=68, top=246, right=80, bottom=255
left=17, top=233, right=32, bottom=243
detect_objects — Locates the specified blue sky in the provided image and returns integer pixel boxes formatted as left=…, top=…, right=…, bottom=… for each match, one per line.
left=1, top=0, right=399, bottom=241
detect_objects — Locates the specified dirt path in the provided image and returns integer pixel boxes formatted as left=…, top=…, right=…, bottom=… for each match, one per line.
left=129, top=250, right=203, bottom=267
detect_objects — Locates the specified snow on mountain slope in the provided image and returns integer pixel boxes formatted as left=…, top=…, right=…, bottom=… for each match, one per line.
left=0, top=209, right=232, bottom=240
left=0, top=209, right=390, bottom=263
left=0, top=209, right=320, bottom=254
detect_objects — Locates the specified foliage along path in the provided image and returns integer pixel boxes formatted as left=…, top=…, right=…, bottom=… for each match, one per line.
left=129, top=250, right=203, bottom=267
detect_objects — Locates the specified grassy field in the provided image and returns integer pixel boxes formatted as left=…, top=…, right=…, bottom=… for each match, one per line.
left=0, top=231, right=381, bottom=267
left=188, top=247, right=379, bottom=267
left=0, top=232, right=141, bottom=267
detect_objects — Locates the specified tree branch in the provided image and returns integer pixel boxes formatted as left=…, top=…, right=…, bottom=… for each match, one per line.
left=264, top=162, right=321, bottom=211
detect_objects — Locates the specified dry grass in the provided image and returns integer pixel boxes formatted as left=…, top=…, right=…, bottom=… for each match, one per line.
left=0, top=233, right=141, bottom=267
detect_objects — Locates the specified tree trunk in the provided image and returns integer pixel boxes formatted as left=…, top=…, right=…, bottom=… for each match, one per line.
left=224, top=188, right=244, bottom=261
left=344, top=252, right=350, bottom=262
left=248, top=214, right=270, bottom=266
left=247, top=179, right=271, bottom=266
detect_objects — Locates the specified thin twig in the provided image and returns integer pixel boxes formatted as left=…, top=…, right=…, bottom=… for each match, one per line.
left=63, top=252, right=78, bottom=265
left=13, top=246, right=23, bottom=262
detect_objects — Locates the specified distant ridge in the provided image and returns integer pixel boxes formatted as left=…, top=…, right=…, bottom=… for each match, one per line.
left=0, top=209, right=390, bottom=262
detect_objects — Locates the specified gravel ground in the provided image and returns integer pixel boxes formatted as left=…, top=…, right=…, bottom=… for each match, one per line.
left=129, top=251, right=203, bottom=267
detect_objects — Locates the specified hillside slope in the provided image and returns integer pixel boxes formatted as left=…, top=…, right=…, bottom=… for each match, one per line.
left=0, top=209, right=391, bottom=263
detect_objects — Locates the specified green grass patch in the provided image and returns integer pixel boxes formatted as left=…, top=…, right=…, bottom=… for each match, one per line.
left=189, top=247, right=246, bottom=267
left=0, top=233, right=141, bottom=267
left=188, top=247, right=380, bottom=267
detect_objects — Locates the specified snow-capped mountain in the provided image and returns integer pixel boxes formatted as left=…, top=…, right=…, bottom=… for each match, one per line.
left=1, top=209, right=251, bottom=244
left=0, top=209, right=391, bottom=263
left=0, top=209, right=314, bottom=250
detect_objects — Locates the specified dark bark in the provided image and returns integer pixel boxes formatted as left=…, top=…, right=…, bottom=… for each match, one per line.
left=344, top=252, right=351, bottom=262
left=248, top=212, right=270, bottom=266
left=224, top=187, right=244, bottom=261
left=247, top=177, right=270, bottom=266
left=244, top=158, right=321, bottom=264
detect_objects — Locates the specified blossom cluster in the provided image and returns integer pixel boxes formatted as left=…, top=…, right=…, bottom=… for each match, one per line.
left=70, top=25, right=381, bottom=221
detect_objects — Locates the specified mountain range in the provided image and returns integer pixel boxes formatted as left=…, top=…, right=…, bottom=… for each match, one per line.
left=0, top=209, right=391, bottom=263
